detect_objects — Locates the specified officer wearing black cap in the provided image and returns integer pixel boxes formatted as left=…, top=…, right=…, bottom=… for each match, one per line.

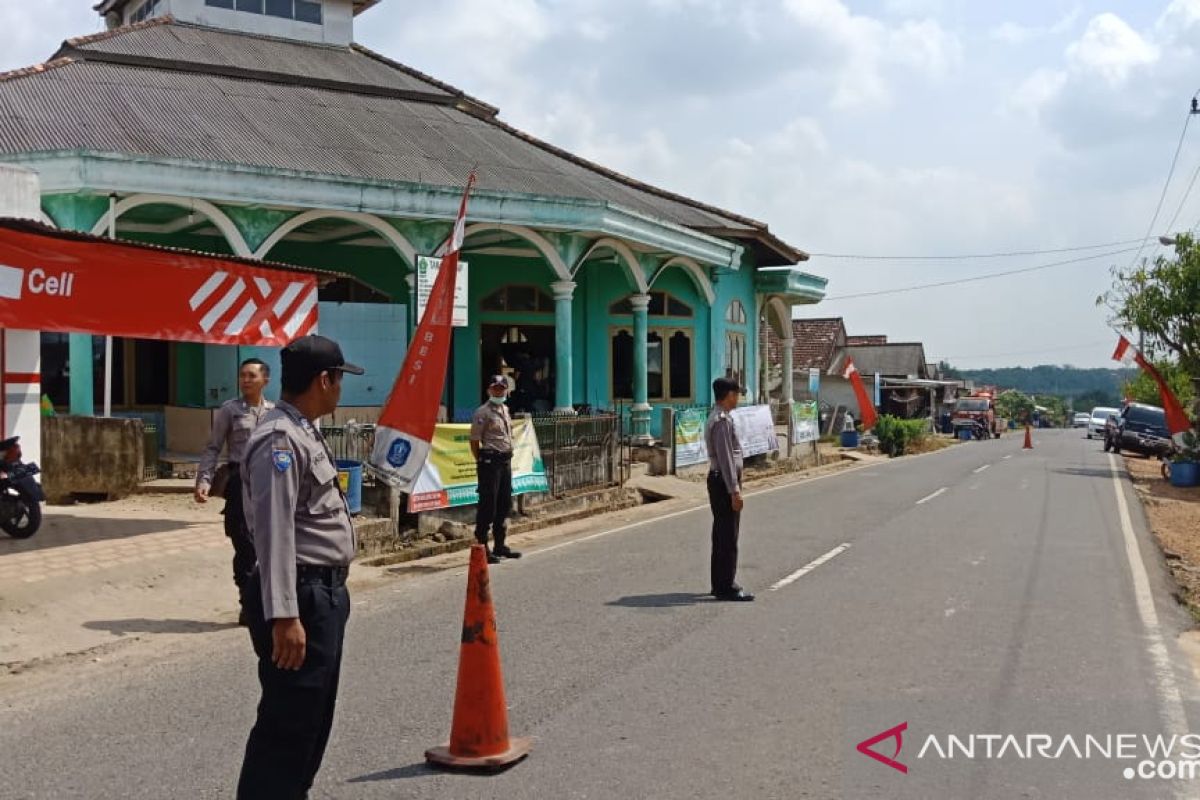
left=237, top=334, right=364, bottom=800
left=469, top=374, right=521, bottom=564
left=706, top=377, right=753, bottom=602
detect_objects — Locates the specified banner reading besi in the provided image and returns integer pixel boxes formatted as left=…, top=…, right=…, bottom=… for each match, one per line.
left=407, top=419, right=549, bottom=512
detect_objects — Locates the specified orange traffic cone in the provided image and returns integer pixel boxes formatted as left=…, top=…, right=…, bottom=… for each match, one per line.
left=426, top=544, right=532, bottom=770
left=1023, top=424, right=1033, bottom=450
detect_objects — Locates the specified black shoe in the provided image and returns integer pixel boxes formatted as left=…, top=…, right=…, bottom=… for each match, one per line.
left=714, top=590, right=755, bottom=602
left=486, top=551, right=501, bottom=564
left=494, top=546, right=522, bottom=559
left=237, top=610, right=249, bottom=627
left=709, top=584, right=742, bottom=596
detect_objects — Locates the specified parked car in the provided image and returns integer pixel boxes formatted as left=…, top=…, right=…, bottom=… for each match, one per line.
left=1088, top=406, right=1120, bottom=439
left=1103, top=403, right=1174, bottom=457
left=1072, top=412, right=1091, bottom=428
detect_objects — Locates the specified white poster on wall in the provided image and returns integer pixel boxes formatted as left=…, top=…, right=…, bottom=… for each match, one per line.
left=731, top=404, right=779, bottom=457
left=415, top=255, right=469, bottom=327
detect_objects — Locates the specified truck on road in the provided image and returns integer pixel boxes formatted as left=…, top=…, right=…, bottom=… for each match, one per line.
left=952, top=392, right=1006, bottom=440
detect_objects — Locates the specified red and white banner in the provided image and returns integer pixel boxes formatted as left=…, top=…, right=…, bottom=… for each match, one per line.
left=1112, top=334, right=1192, bottom=435
left=842, top=356, right=879, bottom=431
left=0, top=220, right=317, bottom=346
left=370, top=172, right=476, bottom=490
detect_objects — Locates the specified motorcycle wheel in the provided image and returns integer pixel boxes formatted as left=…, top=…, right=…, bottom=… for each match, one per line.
left=0, top=487, right=41, bottom=539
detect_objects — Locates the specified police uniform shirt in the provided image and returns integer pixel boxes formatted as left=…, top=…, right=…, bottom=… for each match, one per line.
left=242, top=401, right=355, bottom=620
left=196, top=397, right=275, bottom=490
left=469, top=402, right=513, bottom=453
left=705, top=407, right=744, bottom=496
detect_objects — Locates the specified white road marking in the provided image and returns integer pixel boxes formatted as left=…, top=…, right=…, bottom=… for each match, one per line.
left=1109, top=453, right=1190, bottom=778
left=916, top=487, right=948, bottom=505
left=770, top=544, right=851, bottom=591
left=1002, top=455, right=1013, bottom=460
left=973, top=464, right=991, bottom=474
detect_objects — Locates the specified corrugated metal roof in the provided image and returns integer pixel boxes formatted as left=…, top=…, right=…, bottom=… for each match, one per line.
left=61, top=19, right=455, bottom=99
left=842, top=343, right=928, bottom=378
left=1, top=19, right=805, bottom=263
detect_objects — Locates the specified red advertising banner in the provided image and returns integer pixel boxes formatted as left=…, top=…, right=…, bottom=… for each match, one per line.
left=0, top=220, right=319, bottom=346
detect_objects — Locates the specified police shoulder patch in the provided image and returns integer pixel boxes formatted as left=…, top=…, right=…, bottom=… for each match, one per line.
left=272, top=449, right=294, bottom=473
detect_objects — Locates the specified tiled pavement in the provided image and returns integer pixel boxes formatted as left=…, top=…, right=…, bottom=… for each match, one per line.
left=0, top=498, right=226, bottom=585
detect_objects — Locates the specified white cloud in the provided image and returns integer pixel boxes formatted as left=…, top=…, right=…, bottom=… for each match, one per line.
left=1065, top=13, right=1159, bottom=86
left=989, top=7, right=1081, bottom=45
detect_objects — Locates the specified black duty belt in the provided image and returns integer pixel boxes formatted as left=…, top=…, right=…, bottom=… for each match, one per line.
left=479, top=449, right=513, bottom=459
left=296, top=564, right=349, bottom=586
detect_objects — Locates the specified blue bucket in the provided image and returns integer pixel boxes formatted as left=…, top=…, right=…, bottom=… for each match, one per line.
left=840, top=430, right=859, bottom=448
left=958, top=427, right=973, bottom=441
left=336, top=459, right=363, bottom=514
left=1169, top=461, right=1200, bottom=488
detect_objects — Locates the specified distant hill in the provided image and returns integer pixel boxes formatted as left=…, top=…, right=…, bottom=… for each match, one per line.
left=953, top=365, right=1135, bottom=405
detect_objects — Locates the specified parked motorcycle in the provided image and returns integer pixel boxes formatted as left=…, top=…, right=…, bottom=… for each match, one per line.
left=0, top=436, right=44, bottom=539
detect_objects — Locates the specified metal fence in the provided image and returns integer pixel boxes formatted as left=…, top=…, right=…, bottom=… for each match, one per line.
left=530, top=412, right=622, bottom=497
left=321, top=424, right=377, bottom=485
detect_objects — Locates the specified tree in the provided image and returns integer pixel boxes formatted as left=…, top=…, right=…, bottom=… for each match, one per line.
left=1035, top=395, right=1069, bottom=427
left=1075, top=388, right=1119, bottom=411
left=1123, top=359, right=1196, bottom=409
left=1101, top=234, right=1200, bottom=376
left=995, top=389, right=1034, bottom=422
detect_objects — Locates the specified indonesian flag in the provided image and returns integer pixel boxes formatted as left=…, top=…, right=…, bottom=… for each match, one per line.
left=1111, top=334, right=1192, bottom=435
left=842, top=356, right=879, bottom=431
left=370, top=172, right=476, bottom=489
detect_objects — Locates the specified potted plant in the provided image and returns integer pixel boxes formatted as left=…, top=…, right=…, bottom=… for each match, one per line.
left=1169, top=431, right=1200, bottom=488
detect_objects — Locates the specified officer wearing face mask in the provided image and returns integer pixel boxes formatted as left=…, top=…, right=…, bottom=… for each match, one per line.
left=469, top=375, right=521, bottom=564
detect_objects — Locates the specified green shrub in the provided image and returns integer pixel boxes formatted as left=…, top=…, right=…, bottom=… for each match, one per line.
left=873, top=415, right=929, bottom=457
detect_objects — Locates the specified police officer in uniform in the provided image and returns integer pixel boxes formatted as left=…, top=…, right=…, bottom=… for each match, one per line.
left=470, top=375, right=522, bottom=565
left=195, top=358, right=274, bottom=620
left=237, top=335, right=363, bottom=800
left=706, top=377, right=754, bottom=602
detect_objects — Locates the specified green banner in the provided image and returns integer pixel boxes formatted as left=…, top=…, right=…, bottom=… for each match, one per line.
left=792, top=401, right=819, bottom=444
left=408, top=418, right=548, bottom=512
left=675, top=407, right=708, bottom=467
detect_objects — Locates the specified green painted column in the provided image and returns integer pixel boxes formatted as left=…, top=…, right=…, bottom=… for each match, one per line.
left=551, top=280, right=576, bottom=415
left=630, top=293, right=652, bottom=441
left=68, top=335, right=95, bottom=415
left=44, top=193, right=111, bottom=417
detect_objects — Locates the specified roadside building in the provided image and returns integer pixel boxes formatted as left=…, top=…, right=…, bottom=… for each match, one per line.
left=0, top=0, right=826, bottom=454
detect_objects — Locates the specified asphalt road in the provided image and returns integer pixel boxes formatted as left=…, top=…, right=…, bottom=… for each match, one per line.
left=4, top=430, right=1200, bottom=799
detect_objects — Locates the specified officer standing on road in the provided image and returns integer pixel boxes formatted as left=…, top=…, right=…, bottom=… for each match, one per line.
left=237, top=335, right=363, bottom=800
left=470, top=375, right=522, bottom=565
left=195, top=358, right=274, bottom=621
left=706, top=377, right=753, bottom=602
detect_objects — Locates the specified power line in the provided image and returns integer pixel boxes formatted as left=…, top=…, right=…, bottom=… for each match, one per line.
left=1124, top=104, right=1196, bottom=272
left=823, top=245, right=1140, bottom=301
left=808, top=238, right=1144, bottom=261
left=1164, top=156, right=1200, bottom=236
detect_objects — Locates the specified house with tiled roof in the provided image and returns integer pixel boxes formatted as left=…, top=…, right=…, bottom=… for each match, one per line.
left=0, top=0, right=827, bottom=448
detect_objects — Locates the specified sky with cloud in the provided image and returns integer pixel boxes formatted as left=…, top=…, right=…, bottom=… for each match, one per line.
left=5, top=0, right=1200, bottom=367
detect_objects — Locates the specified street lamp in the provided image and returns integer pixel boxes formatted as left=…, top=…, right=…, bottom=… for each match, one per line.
left=1159, top=235, right=1178, bottom=246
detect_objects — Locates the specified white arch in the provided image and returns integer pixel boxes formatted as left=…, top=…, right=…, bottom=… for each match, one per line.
left=572, top=237, right=650, bottom=294
left=764, top=296, right=792, bottom=339
left=459, top=223, right=571, bottom=281
left=650, top=255, right=715, bottom=305
left=91, top=194, right=251, bottom=257
left=254, top=210, right=417, bottom=266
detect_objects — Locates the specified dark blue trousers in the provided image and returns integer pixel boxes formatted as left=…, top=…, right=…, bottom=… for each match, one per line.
left=237, top=571, right=350, bottom=800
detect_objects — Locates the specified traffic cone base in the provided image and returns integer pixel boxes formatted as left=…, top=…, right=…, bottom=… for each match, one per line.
left=425, top=736, right=532, bottom=770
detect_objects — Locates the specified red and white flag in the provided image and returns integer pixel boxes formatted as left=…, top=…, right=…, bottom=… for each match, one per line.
left=842, top=356, right=879, bottom=431
left=370, top=172, right=476, bottom=488
left=1111, top=334, right=1192, bottom=435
